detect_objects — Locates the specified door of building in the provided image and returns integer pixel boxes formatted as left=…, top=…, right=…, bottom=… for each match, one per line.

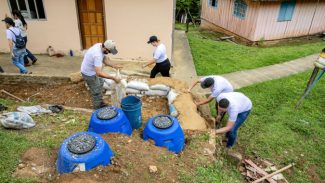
left=77, top=0, right=105, bottom=49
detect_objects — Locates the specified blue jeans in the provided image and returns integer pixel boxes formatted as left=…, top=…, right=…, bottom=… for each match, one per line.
left=12, top=48, right=28, bottom=74
left=226, top=110, right=251, bottom=148
left=23, top=37, right=37, bottom=64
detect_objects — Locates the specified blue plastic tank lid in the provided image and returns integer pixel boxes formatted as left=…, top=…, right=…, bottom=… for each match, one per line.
left=153, top=115, right=174, bottom=129
left=96, top=107, right=118, bottom=120
left=67, top=134, right=96, bottom=155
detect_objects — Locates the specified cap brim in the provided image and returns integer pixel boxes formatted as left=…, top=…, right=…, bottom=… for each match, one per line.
left=109, top=48, right=118, bottom=55
left=147, top=40, right=152, bottom=44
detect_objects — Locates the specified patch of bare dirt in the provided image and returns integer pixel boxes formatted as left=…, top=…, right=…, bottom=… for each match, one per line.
left=307, top=165, right=323, bottom=183
left=0, top=83, right=92, bottom=108
left=141, top=96, right=168, bottom=123
left=13, top=147, right=56, bottom=182
left=15, top=131, right=214, bottom=183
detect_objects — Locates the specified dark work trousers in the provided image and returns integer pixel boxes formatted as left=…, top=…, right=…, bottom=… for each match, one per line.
left=226, top=110, right=251, bottom=148
left=23, top=37, right=37, bottom=64
left=82, top=73, right=104, bottom=109
left=150, top=59, right=171, bottom=78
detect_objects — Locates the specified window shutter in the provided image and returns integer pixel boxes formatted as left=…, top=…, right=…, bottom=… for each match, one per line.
left=285, top=1, right=295, bottom=20
left=278, top=2, right=288, bottom=21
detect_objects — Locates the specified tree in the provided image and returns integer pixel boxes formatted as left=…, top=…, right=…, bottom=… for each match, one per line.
left=176, top=0, right=201, bottom=23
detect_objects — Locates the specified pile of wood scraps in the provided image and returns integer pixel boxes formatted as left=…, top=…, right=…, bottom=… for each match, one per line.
left=241, top=159, right=294, bottom=183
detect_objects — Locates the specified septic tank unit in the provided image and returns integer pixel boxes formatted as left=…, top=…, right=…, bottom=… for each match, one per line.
left=143, top=115, right=185, bottom=154
left=88, top=106, right=133, bottom=136
left=56, top=132, right=114, bottom=174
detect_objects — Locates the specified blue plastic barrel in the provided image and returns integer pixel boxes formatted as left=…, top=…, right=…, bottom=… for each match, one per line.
left=121, top=96, right=142, bottom=129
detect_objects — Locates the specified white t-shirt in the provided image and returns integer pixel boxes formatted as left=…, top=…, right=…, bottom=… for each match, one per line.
left=6, top=27, right=21, bottom=48
left=14, top=19, right=27, bottom=37
left=153, top=43, right=168, bottom=63
left=217, top=92, right=252, bottom=122
left=81, top=43, right=105, bottom=76
left=200, top=75, right=233, bottom=98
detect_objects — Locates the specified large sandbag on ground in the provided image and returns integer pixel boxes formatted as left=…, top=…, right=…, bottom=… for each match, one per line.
left=174, top=93, right=207, bottom=130
left=148, top=77, right=188, bottom=91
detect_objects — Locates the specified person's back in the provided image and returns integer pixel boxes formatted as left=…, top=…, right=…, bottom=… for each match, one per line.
left=6, top=26, right=21, bottom=49
left=81, top=43, right=104, bottom=76
left=217, top=92, right=252, bottom=119
left=200, top=75, right=233, bottom=97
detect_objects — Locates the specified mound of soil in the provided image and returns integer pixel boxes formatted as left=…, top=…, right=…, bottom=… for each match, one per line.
left=15, top=131, right=214, bottom=183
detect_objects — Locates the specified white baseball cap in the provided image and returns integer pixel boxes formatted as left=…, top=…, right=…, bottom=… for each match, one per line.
left=104, top=40, right=118, bottom=55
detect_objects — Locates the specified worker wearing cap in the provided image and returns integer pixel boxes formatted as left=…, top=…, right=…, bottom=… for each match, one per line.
left=2, top=17, right=29, bottom=74
left=188, top=75, right=233, bottom=123
left=81, top=40, right=122, bottom=109
left=215, top=92, right=252, bottom=148
left=143, top=36, right=171, bottom=78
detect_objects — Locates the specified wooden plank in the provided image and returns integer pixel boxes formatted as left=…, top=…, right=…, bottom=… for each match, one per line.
left=244, top=159, right=277, bottom=183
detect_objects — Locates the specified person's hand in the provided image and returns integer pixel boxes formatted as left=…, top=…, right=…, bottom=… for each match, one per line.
left=194, top=102, right=200, bottom=108
left=186, top=88, right=191, bottom=93
left=113, top=77, right=121, bottom=83
left=215, top=115, right=221, bottom=123
left=114, top=65, right=123, bottom=69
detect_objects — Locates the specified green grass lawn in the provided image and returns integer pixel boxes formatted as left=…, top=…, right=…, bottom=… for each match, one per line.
left=0, top=99, right=89, bottom=182
left=209, top=70, right=325, bottom=182
left=177, top=24, right=325, bottom=75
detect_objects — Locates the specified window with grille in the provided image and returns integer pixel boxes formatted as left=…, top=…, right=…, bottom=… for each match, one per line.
left=233, top=0, right=247, bottom=19
left=8, top=0, right=46, bottom=20
left=209, top=0, right=218, bottom=8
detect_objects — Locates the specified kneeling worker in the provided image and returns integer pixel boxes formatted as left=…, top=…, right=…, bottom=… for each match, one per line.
left=215, top=92, right=252, bottom=149
left=188, top=75, right=233, bottom=122
left=81, top=40, right=122, bottom=109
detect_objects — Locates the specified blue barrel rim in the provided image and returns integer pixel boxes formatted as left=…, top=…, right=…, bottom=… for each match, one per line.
left=67, top=133, right=96, bottom=155
left=121, top=96, right=141, bottom=106
left=96, top=106, right=118, bottom=120
left=153, top=115, right=174, bottom=129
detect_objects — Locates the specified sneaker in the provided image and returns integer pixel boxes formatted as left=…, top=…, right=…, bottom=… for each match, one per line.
left=32, top=59, right=37, bottom=65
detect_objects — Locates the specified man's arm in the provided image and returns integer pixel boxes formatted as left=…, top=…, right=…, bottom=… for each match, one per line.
left=195, top=95, right=214, bottom=107
left=8, top=39, right=14, bottom=57
left=95, top=66, right=120, bottom=83
left=103, top=56, right=122, bottom=69
left=143, top=59, right=156, bottom=68
left=216, top=120, right=235, bottom=134
left=187, top=80, right=200, bottom=93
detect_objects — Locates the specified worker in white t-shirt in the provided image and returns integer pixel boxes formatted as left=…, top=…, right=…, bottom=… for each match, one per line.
left=216, top=92, right=252, bottom=148
left=81, top=40, right=122, bottom=109
left=143, top=36, right=171, bottom=78
left=12, top=9, right=37, bottom=66
left=188, top=75, right=233, bottom=123
left=2, top=17, right=29, bottom=74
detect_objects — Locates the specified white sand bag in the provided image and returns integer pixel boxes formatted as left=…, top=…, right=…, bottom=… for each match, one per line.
left=145, top=89, right=168, bottom=96
left=111, top=70, right=126, bottom=108
left=149, top=84, right=170, bottom=92
left=121, top=79, right=128, bottom=88
left=0, top=112, right=35, bottom=129
left=126, top=88, right=142, bottom=94
left=17, top=105, right=52, bottom=115
left=167, top=89, right=179, bottom=105
left=103, top=79, right=115, bottom=90
left=127, top=81, right=149, bottom=91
